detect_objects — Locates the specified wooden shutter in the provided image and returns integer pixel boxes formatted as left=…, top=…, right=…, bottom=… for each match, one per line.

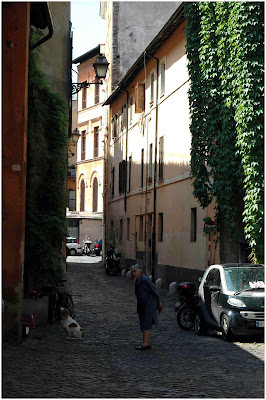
left=135, top=82, right=145, bottom=113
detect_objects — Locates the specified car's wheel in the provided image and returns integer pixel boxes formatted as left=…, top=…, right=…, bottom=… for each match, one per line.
left=194, top=310, right=207, bottom=336
left=70, top=248, right=76, bottom=256
left=221, top=314, right=234, bottom=342
left=176, top=306, right=194, bottom=330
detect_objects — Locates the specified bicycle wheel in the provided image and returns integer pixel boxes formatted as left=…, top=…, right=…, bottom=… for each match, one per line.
left=64, top=293, right=75, bottom=318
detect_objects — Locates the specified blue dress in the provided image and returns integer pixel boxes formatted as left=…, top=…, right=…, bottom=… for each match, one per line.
left=135, top=275, right=160, bottom=330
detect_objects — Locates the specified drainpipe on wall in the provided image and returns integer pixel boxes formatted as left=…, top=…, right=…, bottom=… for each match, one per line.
left=146, top=52, right=159, bottom=282
left=118, top=86, right=129, bottom=213
left=30, top=3, right=54, bottom=50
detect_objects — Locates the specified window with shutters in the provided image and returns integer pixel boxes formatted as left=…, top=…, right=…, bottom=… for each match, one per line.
left=139, top=215, right=144, bottom=241
left=140, top=148, right=144, bottom=188
left=148, top=143, right=153, bottom=182
left=128, top=155, right=132, bottom=192
left=160, top=61, right=165, bottom=97
left=191, top=208, right=197, bottom=242
left=119, top=218, right=123, bottom=242
left=82, top=82, right=87, bottom=109
left=80, top=180, right=85, bottom=211
left=112, top=115, right=117, bottom=140
left=158, top=213, right=163, bottom=242
left=150, top=72, right=155, bottom=105
left=122, top=104, right=127, bottom=130
left=135, top=82, right=145, bottom=113
left=117, top=112, right=121, bottom=136
left=81, top=130, right=86, bottom=160
left=94, top=78, right=99, bottom=104
left=129, top=97, right=133, bottom=124
left=92, top=177, right=98, bottom=212
left=111, top=166, right=115, bottom=197
left=68, top=189, right=75, bottom=211
left=158, top=136, right=164, bottom=181
left=94, top=126, right=99, bottom=158
left=127, top=218, right=130, bottom=240
left=119, top=160, right=127, bottom=194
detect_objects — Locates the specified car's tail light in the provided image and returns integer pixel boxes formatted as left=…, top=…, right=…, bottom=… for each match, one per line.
left=96, top=244, right=99, bottom=248
left=76, top=238, right=80, bottom=244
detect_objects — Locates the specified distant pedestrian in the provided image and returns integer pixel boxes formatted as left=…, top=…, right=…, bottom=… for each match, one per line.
left=132, top=265, right=162, bottom=350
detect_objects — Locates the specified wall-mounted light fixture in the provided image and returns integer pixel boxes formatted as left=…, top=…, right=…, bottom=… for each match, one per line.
left=68, top=128, right=81, bottom=146
left=72, top=54, right=109, bottom=95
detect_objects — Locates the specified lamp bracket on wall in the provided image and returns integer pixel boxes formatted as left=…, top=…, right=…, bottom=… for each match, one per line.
left=72, top=81, right=103, bottom=95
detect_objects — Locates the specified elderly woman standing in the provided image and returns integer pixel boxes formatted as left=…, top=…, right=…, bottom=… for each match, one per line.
left=132, top=265, right=162, bottom=350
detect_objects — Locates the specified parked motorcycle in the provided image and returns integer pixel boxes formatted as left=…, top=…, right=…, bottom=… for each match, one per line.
left=175, top=282, right=198, bottom=330
left=105, top=247, right=121, bottom=276
left=83, top=236, right=92, bottom=255
left=91, top=238, right=102, bottom=256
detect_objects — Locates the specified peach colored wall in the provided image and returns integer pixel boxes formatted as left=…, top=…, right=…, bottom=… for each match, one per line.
left=75, top=53, right=106, bottom=215
left=79, top=218, right=103, bottom=245
left=76, top=159, right=103, bottom=213
left=105, top=20, right=218, bottom=281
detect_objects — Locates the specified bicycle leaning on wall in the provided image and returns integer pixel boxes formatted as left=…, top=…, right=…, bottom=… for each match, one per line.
left=39, top=279, right=75, bottom=324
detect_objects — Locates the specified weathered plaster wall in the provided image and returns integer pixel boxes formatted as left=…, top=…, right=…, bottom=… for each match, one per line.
left=113, top=1, right=181, bottom=86
left=38, top=2, right=71, bottom=101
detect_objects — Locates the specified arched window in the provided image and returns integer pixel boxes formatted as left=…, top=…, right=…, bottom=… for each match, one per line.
left=92, top=177, right=98, bottom=212
left=80, top=180, right=85, bottom=211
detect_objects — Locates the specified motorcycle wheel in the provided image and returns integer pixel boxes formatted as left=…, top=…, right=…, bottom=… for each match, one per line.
left=176, top=305, right=195, bottom=330
left=194, top=310, right=207, bottom=336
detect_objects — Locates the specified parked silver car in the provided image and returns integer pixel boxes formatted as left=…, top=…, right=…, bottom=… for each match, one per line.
left=66, top=237, right=83, bottom=256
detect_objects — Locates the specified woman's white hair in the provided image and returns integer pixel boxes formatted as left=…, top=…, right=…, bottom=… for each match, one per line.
left=131, top=264, right=143, bottom=274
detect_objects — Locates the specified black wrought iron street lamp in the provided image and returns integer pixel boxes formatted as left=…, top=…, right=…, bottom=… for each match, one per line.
left=71, top=128, right=81, bottom=144
left=72, top=54, right=109, bottom=95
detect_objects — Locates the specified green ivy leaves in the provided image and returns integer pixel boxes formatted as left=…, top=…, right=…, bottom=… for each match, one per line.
left=25, top=30, right=68, bottom=284
left=185, top=2, right=264, bottom=263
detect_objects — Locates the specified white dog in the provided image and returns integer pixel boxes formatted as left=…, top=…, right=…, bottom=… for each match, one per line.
left=60, top=307, right=84, bottom=339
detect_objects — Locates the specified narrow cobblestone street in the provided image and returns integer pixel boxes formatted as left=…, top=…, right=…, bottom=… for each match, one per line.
left=2, top=260, right=264, bottom=398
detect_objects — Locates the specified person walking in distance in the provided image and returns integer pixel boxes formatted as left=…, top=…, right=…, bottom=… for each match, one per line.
left=132, top=265, right=162, bottom=350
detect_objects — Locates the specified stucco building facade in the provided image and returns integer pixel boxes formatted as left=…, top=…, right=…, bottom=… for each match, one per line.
left=68, top=45, right=107, bottom=246
left=100, top=1, right=181, bottom=92
left=103, top=5, right=219, bottom=287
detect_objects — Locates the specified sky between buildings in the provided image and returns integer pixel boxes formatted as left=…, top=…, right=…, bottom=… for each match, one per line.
left=71, top=0, right=105, bottom=61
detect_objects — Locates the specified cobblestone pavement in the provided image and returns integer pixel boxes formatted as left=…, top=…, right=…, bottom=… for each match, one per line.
left=2, top=261, right=264, bottom=398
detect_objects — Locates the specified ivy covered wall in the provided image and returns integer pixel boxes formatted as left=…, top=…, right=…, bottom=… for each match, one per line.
left=24, top=31, right=68, bottom=291
left=185, top=2, right=264, bottom=263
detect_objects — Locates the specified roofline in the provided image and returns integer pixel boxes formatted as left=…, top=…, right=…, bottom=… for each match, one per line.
left=103, top=2, right=185, bottom=106
left=73, top=45, right=100, bottom=65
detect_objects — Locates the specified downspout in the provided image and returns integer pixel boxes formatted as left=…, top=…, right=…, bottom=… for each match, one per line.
left=146, top=52, right=159, bottom=282
left=30, top=3, right=54, bottom=50
left=118, top=86, right=129, bottom=213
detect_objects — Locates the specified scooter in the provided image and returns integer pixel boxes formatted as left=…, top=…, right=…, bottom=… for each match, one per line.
left=83, top=236, right=92, bottom=255
left=175, top=282, right=198, bottom=330
left=105, top=247, right=121, bottom=276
